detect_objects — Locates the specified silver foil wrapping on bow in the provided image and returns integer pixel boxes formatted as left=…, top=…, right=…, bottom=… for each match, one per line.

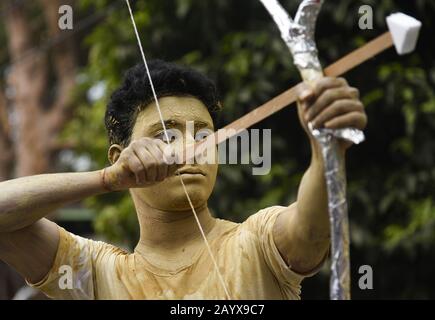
left=260, top=0, right=365, bottom=300
left=311, top=128, right=353, bottom=301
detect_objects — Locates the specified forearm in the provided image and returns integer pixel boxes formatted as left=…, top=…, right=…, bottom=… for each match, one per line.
left=274, top=141, right=343, bottom=273
left=0, top=170, right=106, bottom=233
left=296, top=139, right=346, bottom=245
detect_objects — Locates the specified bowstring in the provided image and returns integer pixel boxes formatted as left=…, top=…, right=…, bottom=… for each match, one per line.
left=124, top=0, right=231, bottom=300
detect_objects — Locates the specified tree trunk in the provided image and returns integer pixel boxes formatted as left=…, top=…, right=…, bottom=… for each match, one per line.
left=0, top=89, right=13, bottom=180
left=0, top=0, right=78, bottom=299
left=4, top=0, right=77, bottom=177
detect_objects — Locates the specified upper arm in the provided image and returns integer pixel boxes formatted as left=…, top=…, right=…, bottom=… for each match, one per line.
left=273, top=202, right=329, bottom=274
left=0, top=218, right=59, bottom=284
left=242, top=205, right=307, bottom=293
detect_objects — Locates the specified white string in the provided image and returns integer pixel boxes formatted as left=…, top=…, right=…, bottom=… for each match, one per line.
left=124, top=0, right=231, bottom=300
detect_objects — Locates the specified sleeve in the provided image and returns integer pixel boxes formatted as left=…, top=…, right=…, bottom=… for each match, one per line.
left=26, top=226, right=121, bottom=300
left=242, top=205, right=325, bottom=289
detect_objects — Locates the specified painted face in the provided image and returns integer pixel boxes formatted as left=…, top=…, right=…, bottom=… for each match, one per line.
left=129, top=96, right=218, bottom=211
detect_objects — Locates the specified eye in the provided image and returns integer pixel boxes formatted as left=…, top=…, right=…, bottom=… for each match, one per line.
left=154, top=128, right=180, bottom=143
left=195, top=128, right=213, bottom=142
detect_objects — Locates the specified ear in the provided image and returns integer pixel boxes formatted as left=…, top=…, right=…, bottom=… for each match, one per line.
left=108, top=144, right=123, bottom=165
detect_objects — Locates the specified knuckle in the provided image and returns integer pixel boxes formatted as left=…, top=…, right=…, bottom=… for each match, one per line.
left=338, top=77, right=348, bottom=85
left=138, top=137, right=151, bottom=147
left=155, top=139, right=166, bottom=147
left=356, top=100, right=365, bottom=110
left=124, top=153, right=136, bottom=165
left=153, top=148, right=164, bottom=160
left=129, top=159, right=142, bottom=172
left=351, top=112, right=361, bottom=124
left=318, top=77, right=330, bottom=87
left=323, top=88, right=336, bottom=101
left=130, top=140, right=139, bottom=148
left=349, top=99, right=363, bottom=110
left=315, top=78, right=328, bottom=93
left=338, top=87, right=350, bottom=96
left=349, top=87, right=360, bottom=97
left=332, top=100, right=346, bottom=113
left=123, top=147, right=133, bottom=156
left=148, top=138, right=159, bottom=146
left=134, top=149, right=147, bottom=162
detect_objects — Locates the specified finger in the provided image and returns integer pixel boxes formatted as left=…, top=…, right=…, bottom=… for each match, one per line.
left=311, top=100, right=364, bottom=128
left=142, top=151, right=158, bottom=182
left=158, top=141, right=184, bottom=177
left=324, top=111, right=367, bottom=130
left=161, top=142, right=178, bottom=165
left=146, top=142, right=168, bottom=181
left=155, top=139, right=174, bottom=162
left=132, top=143, right=158, bottom=182
left=127, top=152, right=146, bottom=185
left=348, top=87, right=360, bottom=99
left=306, top=87, right=355, bottom=121
left=312, top=77, right=348, bottom=98
left=297, top=83, right=315, bottom=104
left=155, top=139, right=183, bottom=166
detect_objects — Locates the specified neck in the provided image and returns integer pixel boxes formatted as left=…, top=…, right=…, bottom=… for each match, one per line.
left=131, top=193, right=216, bottom=254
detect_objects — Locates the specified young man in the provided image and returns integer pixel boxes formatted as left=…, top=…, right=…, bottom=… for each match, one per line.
left=0, top=60, right=366, bottom=299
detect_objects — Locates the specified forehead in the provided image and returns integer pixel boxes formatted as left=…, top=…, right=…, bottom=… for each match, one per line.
left=133, top=96, right=214, bottom=132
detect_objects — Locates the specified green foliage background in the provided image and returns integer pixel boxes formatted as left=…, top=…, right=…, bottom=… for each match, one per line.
left=63, top=0, right=435, bottom=299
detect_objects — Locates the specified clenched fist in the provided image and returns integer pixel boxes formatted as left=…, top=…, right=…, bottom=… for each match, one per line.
left=102, top=137, right=181, bottom=191
left=297, top=77, right=367, bottom=149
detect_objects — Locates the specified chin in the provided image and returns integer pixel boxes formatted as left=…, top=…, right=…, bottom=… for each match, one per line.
left=141, top=181, right=211, bottom=211
left=166, top=188, right=209, bottom=211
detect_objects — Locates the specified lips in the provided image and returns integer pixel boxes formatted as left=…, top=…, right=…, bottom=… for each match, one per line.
left=176, top=167, right=206, bottom=176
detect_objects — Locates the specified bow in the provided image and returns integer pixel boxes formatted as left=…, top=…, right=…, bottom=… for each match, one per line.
left=259, top=0, right=361, bottom=300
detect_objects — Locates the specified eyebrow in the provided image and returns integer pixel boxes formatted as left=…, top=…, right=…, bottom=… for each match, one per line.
left=147, top=119, right=213, bottom=133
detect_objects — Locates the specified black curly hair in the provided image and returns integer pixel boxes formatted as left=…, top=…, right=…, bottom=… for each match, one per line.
left=105, top=60, right=222, bottom=147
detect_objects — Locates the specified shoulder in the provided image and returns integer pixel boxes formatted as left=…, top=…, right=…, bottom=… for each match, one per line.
left=241, top=205, right=288, bottom=234
left=57, top=226, right=129, bottom=261
left=210, top=206, right=287, bottom=242
left=28, top=226, right=129, bottom=299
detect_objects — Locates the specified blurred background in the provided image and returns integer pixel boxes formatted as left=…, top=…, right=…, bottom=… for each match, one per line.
left=0, top=0, right=434, bottom=299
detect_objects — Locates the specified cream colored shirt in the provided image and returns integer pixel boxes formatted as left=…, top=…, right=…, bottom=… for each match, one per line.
left=29, top=206, right=318, bottom=300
